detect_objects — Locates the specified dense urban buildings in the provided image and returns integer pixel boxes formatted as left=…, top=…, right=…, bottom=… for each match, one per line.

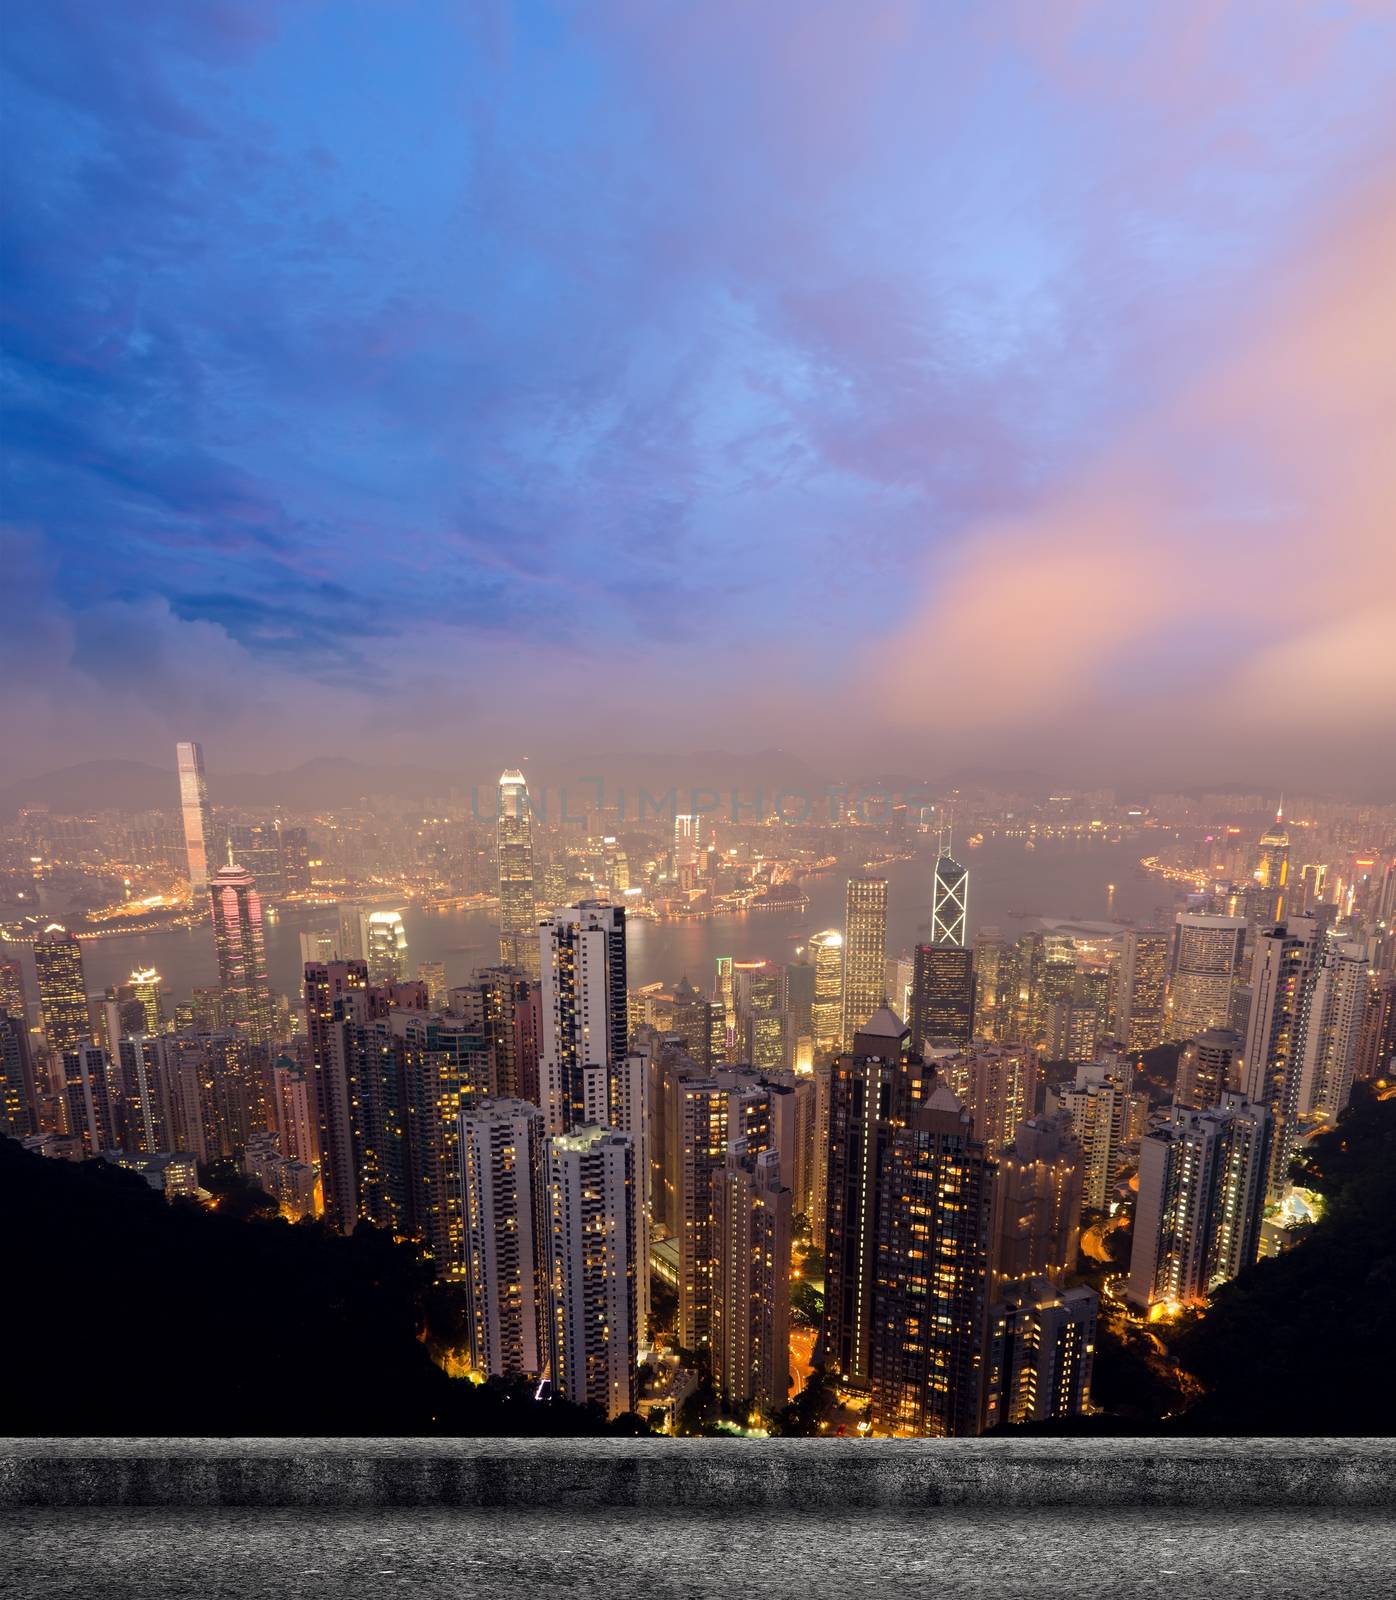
left=5, top=755, right=1395, bottom=1441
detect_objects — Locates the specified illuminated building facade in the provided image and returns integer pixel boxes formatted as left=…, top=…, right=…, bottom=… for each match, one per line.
left=808, top=929, right=844, bottom=1054
left=971, top=931, right=1018, bottom=1042
left=983, top=1279, right=1096, bottom=1429
left=460, top=1097, right=548, bottom=1380
left=176, top=739, right=214, bottom=897
left=0, top=1011, right=38, bottom=1138
left=129, top=968, right=164, bottom=1035
left=841, top=877, right=888, bottom=1047
left=823, top=1008, right=930, bottom=1388
left=60, top=1042, right=115, bottom=1155
left=1296, top=937, right=1368, bottom=1122
left=210, top=863, right=275, bottom=1046
left=1115, top=929, right=1170, bottom=1050
left=365, top=909, right=409, bottom=983
left=1243, top=915, right=1321, bottom=1188
left=1128, top=1092, right=1271, bottom=1310
left=711, top=1143, right=791, bottom=1415
left=304, top=959, right=370, bottom=1231
left=1174, top=1027, right=1241, bottom=1110
left=989, top=1114, right=1084, bottom=1292
left=938, top=1043, right=1040, bottom=1156
left=930, top=847, right=969, bottom=947
left=909, top=943, right=976, bottom=1051
left=34, top=925, right=90, bottom=1058
left=867, top=1086, right=993, bottom=1437
left=545, top=1124, right=637, bottom=1421
left=454, top=966, right=542, bottom=1101
left=497, top=769, right=539, bottom=978
left=539, top=901, right=628, bottom=1135
left=1253, top=807, right=1291, bottom=925
left=1168, top=914, right=1247, bottom=1040
left=1059, top=1064, right=1131, bottom=1212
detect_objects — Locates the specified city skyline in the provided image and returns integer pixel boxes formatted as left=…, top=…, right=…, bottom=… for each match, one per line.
left=3, top=3, right=1394, bottom=789
left=4, top=1, right=1396, bottom=1458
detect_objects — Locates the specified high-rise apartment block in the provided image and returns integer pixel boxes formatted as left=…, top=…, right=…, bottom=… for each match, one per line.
left=460, top=1097, right=548, bottom=1381
left=539, top=901, right=628, bottom=1134
left=545, top=1124, right=637, bottom=1421
left=982, top=1279, right=1097, bottom=1429
left=1129, top=1091, right=1271, bottom=1310
left=711, top=1143, right=792, bottom=1415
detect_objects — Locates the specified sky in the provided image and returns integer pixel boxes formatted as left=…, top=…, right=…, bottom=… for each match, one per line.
left=3, top=0, right=1395, bottom=793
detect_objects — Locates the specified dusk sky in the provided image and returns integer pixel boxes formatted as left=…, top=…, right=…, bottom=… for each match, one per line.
left=3, top=1, right=1394, bottom=791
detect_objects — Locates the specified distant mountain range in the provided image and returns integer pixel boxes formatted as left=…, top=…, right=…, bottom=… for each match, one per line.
left=0, top=748, right=850, bottom=817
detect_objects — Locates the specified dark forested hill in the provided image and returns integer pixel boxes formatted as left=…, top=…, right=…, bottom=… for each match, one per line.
left=3, top=1138, right=621, bottom=1436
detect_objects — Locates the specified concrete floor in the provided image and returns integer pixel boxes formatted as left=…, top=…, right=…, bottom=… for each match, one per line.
left=4, top=1504, right=1394, bottom=1599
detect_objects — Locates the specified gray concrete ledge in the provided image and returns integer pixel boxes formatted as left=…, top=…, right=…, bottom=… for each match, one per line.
left=3, top=1438, right=1394, bottom=1509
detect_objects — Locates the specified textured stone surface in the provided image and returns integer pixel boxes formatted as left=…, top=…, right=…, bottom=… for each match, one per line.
left=2, top=1438, right=1394, bottom=1508
left=4, top=1504, right=1396, bottom=1599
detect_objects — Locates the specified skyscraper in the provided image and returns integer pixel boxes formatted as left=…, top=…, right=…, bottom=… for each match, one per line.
left=824, top=1007, right=930, bottom=1388
left=539, top=901, right=627, bottom=1135
left=365, top=909, right=408, bottom=983
left=1059, top=1063, right=1131, bottom=1212
left=982, top=1279, right=1097, bottom=1429
left=460, top=1098, right=548, bottom=1381
left=227, top=821, right=282, bottom=901
left=497, top=769, right=539, bottom=978
left=34, top=925, right=90, bottom=1057
left=711, top=1143, right=792, bottom=1415
left=114, top=1034, right=169, bottom=1156
left=1168, top=914, right=1248, bottom=1040
left=545, top=1124, right=637, bottom=1421
left=454, top=966, right=542, bottom=1101
left=60, top=1042, right=116, bottom=1155
left=1295, top=937, right=1368, bottom=1124
left=867, top=1084, right=994, bottom=1437
left=0, top=1010, right=37, bottom=1139
left=807, top=929, right=844, bottom=1054
left=209, top=862, right=275, bottom=1046
left=176, top=740, right=214, bottom=898
left=1243, top=914, right=1321, bottom=1187
left=930, top=846, right=969, bottom=947
left=909, top=943, right=976, bottom=1051
left=733, top=960, right=785, bottom=1072
left=1253, top=805, right=1290, bottom=925
left=0, top=958, right=28, bottom=1023
left=1115, top=929, right=1170, bottom=1051
left=1174, top=1028, right=1241, bottom=1110
left=1128, top=1092, right=1272, bottom=1311
left=841, top=877, right=888, bottom=1047
left=939, top=1043, right=1040, bottom=1155
left=128, top=968, right=164, bottom=1035
left=971, top=931, right=1018, bottom=1042
left=304, top=959, right=369, bottom=1231
left=989, top=1114, right=1084, bottom=1293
